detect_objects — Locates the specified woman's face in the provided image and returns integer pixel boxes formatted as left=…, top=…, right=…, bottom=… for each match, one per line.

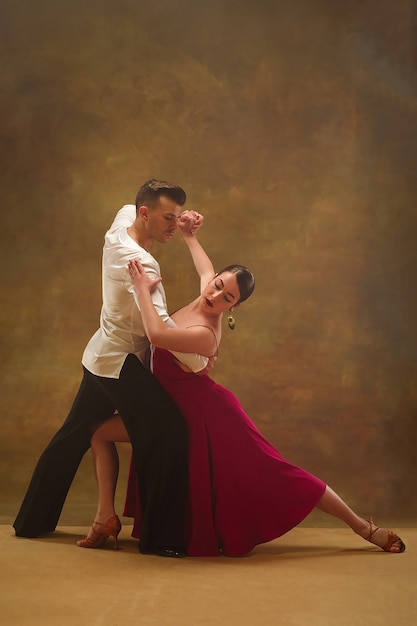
left=201, top=271, right=241, bottom=315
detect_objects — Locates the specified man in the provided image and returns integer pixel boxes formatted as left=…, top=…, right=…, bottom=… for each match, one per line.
left=14, top=179, right=206, bottom=557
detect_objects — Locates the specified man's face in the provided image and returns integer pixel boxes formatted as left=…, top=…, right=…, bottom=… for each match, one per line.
left=144, top=195, right=182, bottom=244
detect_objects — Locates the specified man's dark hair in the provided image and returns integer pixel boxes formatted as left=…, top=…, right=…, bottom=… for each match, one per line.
left=135, top=179, right=187, bottom=210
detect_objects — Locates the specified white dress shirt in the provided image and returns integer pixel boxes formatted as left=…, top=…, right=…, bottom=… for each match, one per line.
left=82, top=204, right=207, bottom=377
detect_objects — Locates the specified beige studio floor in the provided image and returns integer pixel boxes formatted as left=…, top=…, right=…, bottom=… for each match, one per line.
left=1, top=523, right=415, bottom=626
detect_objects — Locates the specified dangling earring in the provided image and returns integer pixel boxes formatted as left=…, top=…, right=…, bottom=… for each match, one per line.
left=228, top=312, right=236, bottom=330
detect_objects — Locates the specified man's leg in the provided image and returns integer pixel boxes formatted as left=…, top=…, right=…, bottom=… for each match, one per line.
left=13, top=369, right=116, bottom=537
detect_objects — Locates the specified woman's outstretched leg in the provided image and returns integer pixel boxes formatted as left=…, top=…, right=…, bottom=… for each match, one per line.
left=316, top=485, right=405, bottom=553
left=77, top=415, right=130, bottom=549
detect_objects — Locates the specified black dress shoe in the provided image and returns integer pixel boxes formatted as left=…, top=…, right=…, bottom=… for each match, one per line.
left=156, top=547, right=187, bottom=558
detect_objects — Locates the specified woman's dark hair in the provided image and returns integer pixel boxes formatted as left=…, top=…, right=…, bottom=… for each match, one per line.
left=135, top=178, right=187, bottom=209
left=218, top=265, right=255, bottom=304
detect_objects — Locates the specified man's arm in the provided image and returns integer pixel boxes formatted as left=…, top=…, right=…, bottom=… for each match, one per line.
left=108, top=204, right=136, bottom=231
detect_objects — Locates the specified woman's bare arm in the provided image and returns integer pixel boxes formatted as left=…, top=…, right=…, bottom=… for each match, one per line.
left=129, top=259, right=216, bottom=356
left=177, top=211, right=215, bottom=293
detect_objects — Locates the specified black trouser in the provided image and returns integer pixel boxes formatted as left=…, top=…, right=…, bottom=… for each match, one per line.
left=13, top=354, right=188, bottom=553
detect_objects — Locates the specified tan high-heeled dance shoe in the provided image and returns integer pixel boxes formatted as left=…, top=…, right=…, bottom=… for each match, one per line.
left=366, top=518, right=406, bottom=553
left=77, top=515, right=122, bottom=550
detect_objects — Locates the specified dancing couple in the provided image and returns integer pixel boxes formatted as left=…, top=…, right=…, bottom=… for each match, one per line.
left=14, top=179, right=405, bottom=556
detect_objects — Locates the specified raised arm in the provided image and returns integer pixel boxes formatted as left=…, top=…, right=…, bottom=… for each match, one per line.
left=128, top=259, right=217, bottom=358
left=177, top=211, right=215, bottom=293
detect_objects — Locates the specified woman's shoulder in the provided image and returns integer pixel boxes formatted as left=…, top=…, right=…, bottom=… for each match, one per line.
left=185, top=324, right=219, bottom=357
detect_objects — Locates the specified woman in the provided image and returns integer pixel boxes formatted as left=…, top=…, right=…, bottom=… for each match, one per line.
left=78, top=231, right=405, bottom=556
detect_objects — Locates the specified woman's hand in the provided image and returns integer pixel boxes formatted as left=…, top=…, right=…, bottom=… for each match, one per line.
left=128, top=259, right=162, bottom=294
left=177, top=210, right=204, bottom=237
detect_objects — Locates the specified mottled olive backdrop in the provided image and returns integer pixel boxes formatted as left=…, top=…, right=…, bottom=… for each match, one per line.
left=1, top=0, right=416, bottom=526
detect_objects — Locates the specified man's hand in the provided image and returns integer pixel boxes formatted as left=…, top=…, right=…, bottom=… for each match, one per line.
left=196, top=354, right=217, bottom=375
left=177, top=210, right=204, bottom=237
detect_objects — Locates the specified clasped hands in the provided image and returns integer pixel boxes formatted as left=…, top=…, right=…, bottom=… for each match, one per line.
left=177, top=210, right=204, bottom=236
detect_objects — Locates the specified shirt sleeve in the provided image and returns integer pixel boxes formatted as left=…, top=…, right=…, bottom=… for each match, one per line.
left=109, top=204, right=136, bottom=231
left=125, top=254, right=172, bottom=324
